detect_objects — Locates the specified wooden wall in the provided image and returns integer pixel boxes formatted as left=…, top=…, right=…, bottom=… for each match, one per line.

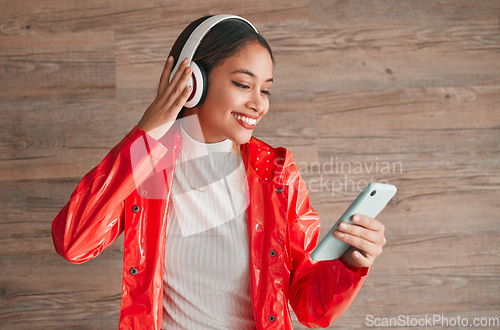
left=1, top=0, right=499, bottom=328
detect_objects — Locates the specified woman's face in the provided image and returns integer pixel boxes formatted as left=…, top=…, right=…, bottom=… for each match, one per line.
left=187, top=41, right=273, bottom=144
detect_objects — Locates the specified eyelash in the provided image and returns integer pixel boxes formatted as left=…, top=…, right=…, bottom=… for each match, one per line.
left=232, top=81, right=271, bottom=96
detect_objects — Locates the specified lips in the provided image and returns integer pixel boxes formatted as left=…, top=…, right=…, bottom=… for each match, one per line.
left=232, top=112, right=257, bottom=129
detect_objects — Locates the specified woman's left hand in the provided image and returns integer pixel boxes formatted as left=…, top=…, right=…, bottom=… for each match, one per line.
left=334, top=214, right=387, bottom=268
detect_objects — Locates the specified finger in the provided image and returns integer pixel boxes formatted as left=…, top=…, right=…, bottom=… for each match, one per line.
left=158, top=56, right=174, bottom=93
left=337, top=221, right=385, bottom=245
left=351, top=214, right=385, bottom=232
left=163, top=57, right=190, bottom=95
left=334, top=230, right=383, bottom=258
left=159, top=65, right=192, bottom=109
left=351, top=250, right=374, bottom=268
left=171, top=84, right=193, bottom=112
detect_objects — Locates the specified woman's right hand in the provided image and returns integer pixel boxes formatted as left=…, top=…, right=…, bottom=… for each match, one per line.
left=137, top=56, right=193, bottom=134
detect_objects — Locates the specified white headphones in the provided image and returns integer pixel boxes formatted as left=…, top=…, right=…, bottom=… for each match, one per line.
left=169, top=14, right=259, bottom=108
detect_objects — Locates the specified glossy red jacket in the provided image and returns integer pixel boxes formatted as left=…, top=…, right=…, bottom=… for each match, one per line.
left=52, top=124, right=368, bottom=329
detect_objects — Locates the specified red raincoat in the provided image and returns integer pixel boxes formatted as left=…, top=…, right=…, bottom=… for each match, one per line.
left=52, top=124, right=368, bottom=329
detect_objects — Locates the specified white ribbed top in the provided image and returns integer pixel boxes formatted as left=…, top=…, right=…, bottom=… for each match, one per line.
left=162, top=125, right=254, bottom=329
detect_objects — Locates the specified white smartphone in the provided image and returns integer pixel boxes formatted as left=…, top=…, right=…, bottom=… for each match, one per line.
left=311, top=182, right=397, bottom=261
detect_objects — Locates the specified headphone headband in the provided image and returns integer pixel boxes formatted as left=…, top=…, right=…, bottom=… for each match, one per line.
left=170, top=15, right=258, bottom=81
left=169, top=14, right=259, bottom=108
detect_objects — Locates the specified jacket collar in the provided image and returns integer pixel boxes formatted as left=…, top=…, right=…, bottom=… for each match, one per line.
left=159, top=121, right=291, bottom=184
left=240, top=136, right=288, bottom=184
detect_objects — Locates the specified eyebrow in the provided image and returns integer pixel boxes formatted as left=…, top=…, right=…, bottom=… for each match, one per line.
left=231, top=69, right=273, bottom=83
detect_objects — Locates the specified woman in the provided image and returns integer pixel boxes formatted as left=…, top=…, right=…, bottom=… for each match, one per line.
left=52, top=15, right=386, bottom=329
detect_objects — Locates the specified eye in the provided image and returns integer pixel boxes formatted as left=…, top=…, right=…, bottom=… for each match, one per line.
left=232, top=81, right=271, bottom=96
left=232, top=81, right=250, bottom=89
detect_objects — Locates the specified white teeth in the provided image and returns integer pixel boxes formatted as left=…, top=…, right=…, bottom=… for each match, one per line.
left=233, top=113, right=256, bottom=125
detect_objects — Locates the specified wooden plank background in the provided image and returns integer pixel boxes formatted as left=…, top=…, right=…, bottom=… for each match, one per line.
left=1, top=0, right=499, bottom=328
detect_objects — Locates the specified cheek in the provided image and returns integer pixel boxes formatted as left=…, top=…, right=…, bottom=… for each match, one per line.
left=223, top=89, right=245, bottom=107
left=205, top=85, right=239, bottom=111
left=261, top=99, right=270, bottom=117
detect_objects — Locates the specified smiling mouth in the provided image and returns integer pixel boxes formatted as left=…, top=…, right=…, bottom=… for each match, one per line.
left=232, top=113, right=257, bottom=128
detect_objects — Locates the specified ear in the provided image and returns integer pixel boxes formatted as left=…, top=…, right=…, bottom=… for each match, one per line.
left=184, top=61, right=208, bottom=108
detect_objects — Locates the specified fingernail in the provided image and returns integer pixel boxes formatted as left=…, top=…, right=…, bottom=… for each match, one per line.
left=352, top=215, right=360, bottom=223
left=339, top=222, right=347, bottom=230
left=167, top=56, right=173, bottom=62
left=335, top=231, right=344, bottom=238
left=182, top=58, right=189, bottom=64
left=185, top=66, right=191, bottom=73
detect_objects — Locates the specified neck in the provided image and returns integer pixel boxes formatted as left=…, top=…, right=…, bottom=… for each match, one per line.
left=180, top=111, right=225, bottom=144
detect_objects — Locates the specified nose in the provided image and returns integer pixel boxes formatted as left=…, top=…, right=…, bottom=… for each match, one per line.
left=246, top=89, right=268, bottom=114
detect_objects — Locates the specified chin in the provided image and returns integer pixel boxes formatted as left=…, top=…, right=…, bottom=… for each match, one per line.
left=230, top=132, right=253, bottom=145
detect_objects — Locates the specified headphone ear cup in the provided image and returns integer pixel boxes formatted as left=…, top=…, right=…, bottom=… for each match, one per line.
left=184, top=61, right=208, bottom=108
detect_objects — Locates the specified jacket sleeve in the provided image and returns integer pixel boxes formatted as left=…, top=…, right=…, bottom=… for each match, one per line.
left=285, top=158, right=369, bottom=328
left=51, top=126, right=169, bottom=264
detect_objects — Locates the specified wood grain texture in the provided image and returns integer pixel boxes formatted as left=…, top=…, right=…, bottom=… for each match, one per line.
left=0, top=0, right=499, bottom=328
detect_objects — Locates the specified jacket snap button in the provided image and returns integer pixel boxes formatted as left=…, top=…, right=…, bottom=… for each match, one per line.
left=132, top=205, right=140, bottom=213
left=276, top=188, right=282, bottom=194
left=130, top=267, right=138, bottom=275
left=269, top=315, right=275, bottom=322
left=270, top=250, right=277, bottom=257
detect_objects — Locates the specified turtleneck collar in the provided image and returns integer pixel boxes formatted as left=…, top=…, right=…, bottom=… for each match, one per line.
left=179, top=123, right=234, bottom=159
